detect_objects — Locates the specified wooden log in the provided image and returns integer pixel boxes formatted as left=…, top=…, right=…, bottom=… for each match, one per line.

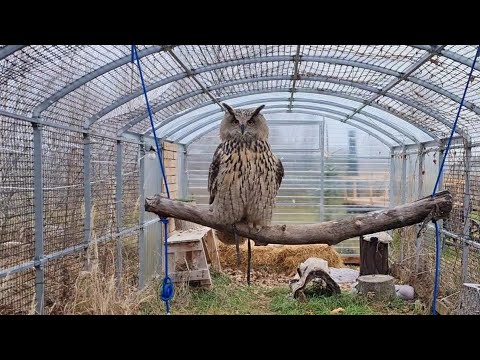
left=290, top=258, right=340, bottom=300
left=456, top=283, right=480, bottom=315
left=356, top=274, right=396, bottom=301
left=145, top=190, right=452, bottom=246
left=359, top=232, right=391, bottom=276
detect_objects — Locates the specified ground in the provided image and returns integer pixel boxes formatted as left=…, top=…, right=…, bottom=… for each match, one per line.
left=140, top=270, right=426, bottom=315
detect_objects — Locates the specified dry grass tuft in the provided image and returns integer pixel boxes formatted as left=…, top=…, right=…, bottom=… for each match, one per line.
left=62, top=237, right=153, bottom=315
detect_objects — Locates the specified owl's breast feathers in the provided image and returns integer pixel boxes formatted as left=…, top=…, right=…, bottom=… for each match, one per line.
left=208, top=139, right=284, bottom=206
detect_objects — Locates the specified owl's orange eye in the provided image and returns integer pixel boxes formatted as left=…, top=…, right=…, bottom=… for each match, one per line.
left=247, top=119, right=254, bottom=125
left=231, top=119, right=239, bottom=124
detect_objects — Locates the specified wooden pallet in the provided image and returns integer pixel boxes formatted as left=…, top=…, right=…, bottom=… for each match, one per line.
left=166, top=227, right=221, bottom=287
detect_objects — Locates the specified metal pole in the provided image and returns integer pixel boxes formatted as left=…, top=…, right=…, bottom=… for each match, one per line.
left=115, top=140, right=123, bottom=289
left=83, top=133, right=92, bottom=268
left=416, top=143, right=425, bottom=273
left=32, top=123, right=44, bottom=315
left=401, top=146, right=407, bottom=205
left=400, top=146, right=407, bottom=262
left=389, top=149, right=395, bottom=208
left=157, top=142, right=164, bottom=277
left=319, top=119, right=325, bottom=222
left=437, top=139, right=446, bottom=253
left=138, top=142, right=146, bottom=289
left=177, top=144, right=188, bottom=200
left=462, top=143, right=472, bottom=283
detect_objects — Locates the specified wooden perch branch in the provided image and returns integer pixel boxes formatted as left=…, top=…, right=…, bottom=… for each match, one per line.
left=145, top=191, right=452, bottom=246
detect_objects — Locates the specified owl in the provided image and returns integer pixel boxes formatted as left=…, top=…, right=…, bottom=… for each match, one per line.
left=208, top=103, right=284, bottom=246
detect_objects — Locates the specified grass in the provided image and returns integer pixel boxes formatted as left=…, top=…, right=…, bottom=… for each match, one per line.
left=140, top=272, right=422, bottom=315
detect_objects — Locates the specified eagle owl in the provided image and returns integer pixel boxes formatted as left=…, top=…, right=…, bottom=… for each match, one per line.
left=208, top=103, right=284, bottom=245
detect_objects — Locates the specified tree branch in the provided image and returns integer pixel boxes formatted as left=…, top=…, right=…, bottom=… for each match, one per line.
left=145, top=191, right=452, bottom=246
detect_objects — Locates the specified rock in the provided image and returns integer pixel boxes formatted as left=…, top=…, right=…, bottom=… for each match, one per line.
left=395, top=284, right=415, bottom=300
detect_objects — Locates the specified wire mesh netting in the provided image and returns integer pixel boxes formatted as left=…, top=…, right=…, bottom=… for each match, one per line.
left=390, top=140, right=480, bottom=310
left=0, top=116, right=34, bottom=268
left=1, top=45, right=480, bottom=314
left=43, top=127, right=84, bottom=254
left=0, top=269, right=35, bottom=314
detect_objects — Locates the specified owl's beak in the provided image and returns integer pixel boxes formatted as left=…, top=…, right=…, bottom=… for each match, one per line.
left=240, top=124, right=245, bottom=134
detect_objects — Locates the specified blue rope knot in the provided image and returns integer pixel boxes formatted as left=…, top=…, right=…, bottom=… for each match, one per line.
left=160, top=217, right=169, bottom=225
left=160, top=275, right=175, bottom=302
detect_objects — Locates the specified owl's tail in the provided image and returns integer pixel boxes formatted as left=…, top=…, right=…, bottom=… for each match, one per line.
left=213, top=230, right=247, bottom=245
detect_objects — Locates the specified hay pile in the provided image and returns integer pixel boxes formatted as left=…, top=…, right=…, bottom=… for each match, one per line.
left=217, top=241, right=344, bottom=275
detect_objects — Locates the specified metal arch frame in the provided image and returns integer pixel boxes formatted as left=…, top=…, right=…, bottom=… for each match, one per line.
left=0, top=45, right=27, bottom=60
left=81, top=53, right=479, bottom=132
left=0, top=45, right=473, bottom=138
left=174, top=103, right=403, bottom=146
left=160, top=97, right=419, bottom=144
left=413, top=45, right=480, bottom=72
left=183, top=112, right=394, bottom=149
left=84, top=54, right=402, bottom=128
left=117, top=75, right=464, bottom=138
left=145, top=88, right=440, bottom=142
left=31, top=45, right=169, bottom=118
left=183, top=108, right=395, bottom=149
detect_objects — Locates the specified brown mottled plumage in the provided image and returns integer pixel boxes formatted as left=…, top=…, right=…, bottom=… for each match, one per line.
left=208, top=103, right=284, bottom=245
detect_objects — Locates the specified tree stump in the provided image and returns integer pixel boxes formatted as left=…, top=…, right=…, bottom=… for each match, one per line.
left=356, top=274, right=395, bottom=301
left=359, top=232, right=391, bottom=276
left=456, top=283, right=480, bottom=315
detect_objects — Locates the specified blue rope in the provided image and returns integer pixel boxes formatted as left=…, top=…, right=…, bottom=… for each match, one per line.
left=430, top=45, right=480, bottom=315
left=131, top=45, right=174, bottom=314
left=131, top=45, right=170, bottom=199
left=160, top=218, right=174, bottom=313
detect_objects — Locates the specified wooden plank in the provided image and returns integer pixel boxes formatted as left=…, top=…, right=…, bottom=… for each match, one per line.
left=193, top=246, right=209, bottom=270
left=167, top=227, right=211, bottom=243
left=167, top=242, right=203, bottom=253
left=342, top=256, right=360, bottom=265
left=203, top=230, right=222, bottom=272
left=436, top=299, right=452, bottom=315
left=202, top=237, right=212, bottom=264
left=167, top=253, right=175, bottom=274
left=171, top=269, right=210, bottom=282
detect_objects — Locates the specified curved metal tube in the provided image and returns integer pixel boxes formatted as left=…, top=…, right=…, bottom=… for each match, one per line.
left=159, top=97, right=420, bottom=144
left=174, top=104, right=402, bottom=145
left=145, top=88, right=439, bottom=142
left=117, top=75, right=461, bottom=138
left=87, top=51, right=479, bottom=130
left=183, top=108, right=395, bottom=149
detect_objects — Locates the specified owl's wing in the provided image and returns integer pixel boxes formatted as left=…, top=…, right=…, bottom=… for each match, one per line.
left=208, top=143, right=223, bottom=205
left=275, top=155, right=284, bottom=191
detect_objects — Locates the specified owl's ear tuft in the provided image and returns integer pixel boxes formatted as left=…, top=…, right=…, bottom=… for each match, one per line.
left=222, top=103, right=235, bottom=115
left=252, top=104, right=265, bottom=117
